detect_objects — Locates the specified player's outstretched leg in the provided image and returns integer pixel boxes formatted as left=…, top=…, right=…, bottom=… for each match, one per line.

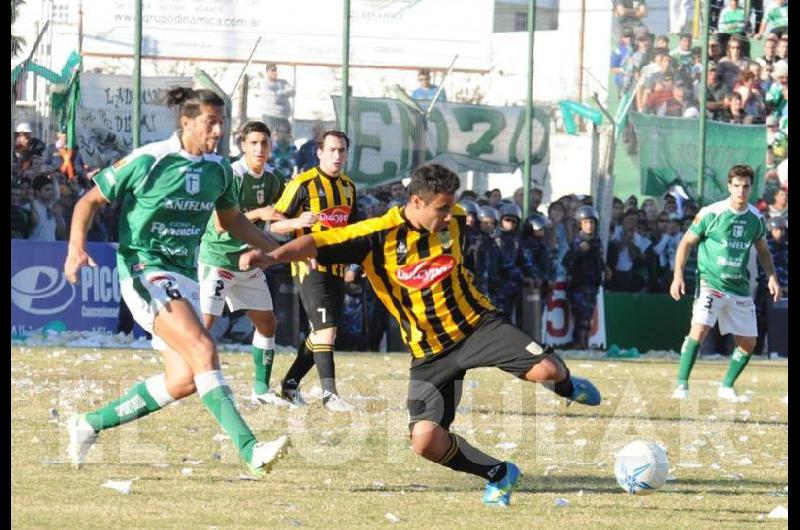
left=532, top=348, right=602, bottom=406
left=411, top=421, right=522, bottom=507
left=67, top=373, right=175, bottom=468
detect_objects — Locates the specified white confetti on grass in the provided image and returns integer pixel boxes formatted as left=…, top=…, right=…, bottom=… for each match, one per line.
left=496, top=442, right=517, bottom=450
left=100, top=479, right=136, bottom=494
left=554, top=498, right=570, bottom=507
left=767, top=506, right=788, bottom=519
left=385, top=513, right=401, bottom=523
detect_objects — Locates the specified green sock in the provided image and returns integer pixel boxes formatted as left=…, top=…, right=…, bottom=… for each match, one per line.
left=196, top=370, right=257, bottom=463
left=676, top=336, right=700, bottom=388
left=251, top=334, right=276, bottom=395
left=85, top=374, right=174, bottom=432
left=722, top=347, right=751, bottom=388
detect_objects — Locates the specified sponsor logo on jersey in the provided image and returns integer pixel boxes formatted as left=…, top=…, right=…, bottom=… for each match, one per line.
left=395, top=255, right=456, bottom=289
left=344, top=187, right=352, bottom=200
left=396, top=241, right=408, bottom=261
left=732, top=224, right=744, bottom=238
left=163, top=198, right=215, bottom=211
left=10, top=266, right=76, bottom=315
left=318, top=206, right=351, bottom=228
left=721, top=239, right=750, bottom=250
left=716, top=256, right=742, bottom=267
left=150, top=222, right=203, bottom=237
left=217, top=269, right=235, bottom=281
left=185, top=171, right=201, bottom=195
left=257, top=189, right=265, bottom=204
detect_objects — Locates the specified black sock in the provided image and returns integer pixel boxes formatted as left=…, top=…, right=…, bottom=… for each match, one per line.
left=545, top=360, right=574, bottom=398
left=313, top=344, right=338, bottom=398
left=437, top=433, right=506, bottom=482
left=282, top=338, right=315, bottom=391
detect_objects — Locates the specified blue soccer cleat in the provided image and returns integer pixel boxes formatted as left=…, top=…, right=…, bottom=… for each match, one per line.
left=567, top=376, right=602, bottom=406
left=482, top=462, right=522, bottom=507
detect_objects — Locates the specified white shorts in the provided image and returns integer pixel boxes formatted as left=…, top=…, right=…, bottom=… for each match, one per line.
left=691, top=286, right=757, bottom=337
left=198, top=263, right=273, bottom=316
left=120, top=271, right=202, bottom=351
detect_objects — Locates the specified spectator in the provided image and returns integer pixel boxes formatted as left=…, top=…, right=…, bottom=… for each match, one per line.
left=776, top=34, right=788, bottom=61
left=690, top=46, right=704, bottom=82
left=389, top=180, right=408, bottom=201
left=769, top=186, right=788, bottom=218
left=411, top=68, right=447, bottom=103
left=638, top=50, right=674, bottom=112
left=11, top=178, right=37, bottom=239
left=717, top=0, right=748, bottom=39
left=622, top=32, right=654, bottom=94
left=486, top=188, right=503, bottom=208
left=765, top=60, right=788, bottom=120
left=708, top=35, right=724, bottom=63
left=294, top=121, right=322, bottom=172
left=671, top=33, right=695, bottom=79
left=262, top=63, right=295, bottom=136
left=722, top=91, right=748, bottom=123
left=754, top=215, right=788, bottom=355
left=657, top=78, right=700, bottom=117
left=459, top=189, right=479, bottom=201
left=717, top=36, right=750, bottom=89
left=613, top=0, right=649, bottom=39
left=651, top=213, right=683, bottom=292
left=755, top=0, right=788, bottom=39
left=13, top=122, right=46, bottom=171
left=755, top=34, right=781, bottom=70
left=28, top=174, right=67, bottom=241
left=766, top=115, right=788, bottom=166
left=267, top=123, right=297, bottom=181
left=655, top=34, right=671, bottom=52
left=611, top=197, right=625, bottom=232
left=733, top=71, right=767, bottom=122
left=43, top=127, right=88, bottom=182
left=695, top=62, right=732, bottom=120
left=611, top=29, right=635, bottom=95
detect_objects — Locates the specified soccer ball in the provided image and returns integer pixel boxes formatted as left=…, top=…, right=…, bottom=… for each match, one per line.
left=614, top=440, right=669, bottom=495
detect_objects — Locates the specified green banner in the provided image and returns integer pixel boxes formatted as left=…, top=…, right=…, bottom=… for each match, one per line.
left=12, top=51, right=81, bottom=84
left=332, top=96, right=550, bottom=187
left=630, top=112, right=767, bottom=205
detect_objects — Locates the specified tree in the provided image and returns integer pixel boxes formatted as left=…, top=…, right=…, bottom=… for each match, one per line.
left=11, top=0, right=27, bottom=59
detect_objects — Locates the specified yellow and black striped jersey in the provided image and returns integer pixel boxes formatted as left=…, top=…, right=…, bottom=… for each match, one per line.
left=311, top=205, right=497, bottom=359
left=273, top=166, right=359, bottom=278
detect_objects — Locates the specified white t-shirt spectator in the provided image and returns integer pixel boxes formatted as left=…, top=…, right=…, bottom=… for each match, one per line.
left=29, top=199, right=57, bottom=241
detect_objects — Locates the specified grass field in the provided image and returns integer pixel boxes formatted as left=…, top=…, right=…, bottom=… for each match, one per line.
left=11, top=346, right=787, bottom=528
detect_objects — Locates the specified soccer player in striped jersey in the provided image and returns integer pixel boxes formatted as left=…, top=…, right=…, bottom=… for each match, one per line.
left=198, top=121, right=316, bottom=406
left=241, top=163, right=601, bottom=507
left=670, top=165, right=782, bottom=402
left=63, top=88, right=289, bottom=477
left=269, top=131, right=360, bottom=412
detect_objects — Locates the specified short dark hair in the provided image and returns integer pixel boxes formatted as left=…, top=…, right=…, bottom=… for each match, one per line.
left=728, top=164, right=754, bottom=184
left=407, top=164, right=460, bottom=199
left=624, top=207, right=639, bottom=218
left=317, top=130, right=350, bottom=150
left=239, top=121, right=271, bottom=143
left=32, top=173, right=53, bottom=192
left=166, top=87, right=225, bottom=124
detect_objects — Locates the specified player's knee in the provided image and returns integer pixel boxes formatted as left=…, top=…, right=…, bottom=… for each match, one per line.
left=165, top=372, right=197, bottom=399
left=186, top=334, right=218, bottom=371
left=736, top=338, right=756, bottom=353
left=254, top=312, right=277, bottom=336
left=410, top=423, right=446, bottom=461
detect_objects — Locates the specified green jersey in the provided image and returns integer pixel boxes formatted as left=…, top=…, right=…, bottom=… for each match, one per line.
left=718, top=7, right=746, bottom=33
left=689, top=199, right=766, bottom=296
left=94, top=133, right=237, bottom=281
left=764, top=4, right=788, bottom=32
left=198, top=158, right=285, bottom=270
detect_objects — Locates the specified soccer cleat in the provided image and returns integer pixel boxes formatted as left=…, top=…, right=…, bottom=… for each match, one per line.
left=566, top=376, right=602, bottom=406
left=482, top=462, right=522, bottom=507
left=717, top=386, right=750, bottom=402
left=671, top=386, right=689, bottom=400
left=247, top=435, right=290, bottom=477
left=252, top=390, right=292, bottom=408
left=67, top=414, right=99, bottom=468
left=323, top=393, right=354, bottom=413
left=275, top=387, right=308, bottom=407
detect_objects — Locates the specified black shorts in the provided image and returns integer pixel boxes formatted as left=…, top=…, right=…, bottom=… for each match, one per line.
left=406, top=314, right=552, bottom=430
left=294, top=269, right=345, bottom=331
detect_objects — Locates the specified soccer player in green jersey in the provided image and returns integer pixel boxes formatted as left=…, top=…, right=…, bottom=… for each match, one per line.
left=198, top=121, right=316, bottom=406
left=63, top=88, right=290, bottom=476
left=670, top=165, right=782, bottom=402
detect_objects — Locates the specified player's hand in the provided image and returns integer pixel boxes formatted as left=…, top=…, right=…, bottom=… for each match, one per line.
left=767, top=275, right=782, bottom=302
left=309, top=258, right=319, bottom=271
left=669, top=276, right=685, bottom=301
left=239, top=248, right=273, bottom=271
left=295, top=211, right=318, bottom=229
left=344, top=268, right=357, bottom=283
left=64, top=243, right=97, bottom=284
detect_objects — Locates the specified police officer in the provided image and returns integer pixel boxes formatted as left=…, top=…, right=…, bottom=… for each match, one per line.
left=562, top=205, right=607, bottom=350
left=754, top=216, right=788, bottom=355
left=494, top=202, right=525, bottom=323
left=520, top=213, right=555, bottom=296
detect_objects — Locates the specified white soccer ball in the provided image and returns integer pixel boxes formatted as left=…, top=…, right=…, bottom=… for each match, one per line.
left=614, top=440, right=669, bottom=494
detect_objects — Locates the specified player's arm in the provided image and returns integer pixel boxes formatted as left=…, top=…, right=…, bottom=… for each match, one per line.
left=754, top=238, right=782, bottom=302
left=211, top=206, right=276, bottom=234
left=267, top=179, right=316, bottom=234
left=268, top=210, right=318, bottom=235
left=669, top=229, right=701, bottom=300
left=217, top=206, right=278, bottom=253
left=64, top=185, right=109, bottom=284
